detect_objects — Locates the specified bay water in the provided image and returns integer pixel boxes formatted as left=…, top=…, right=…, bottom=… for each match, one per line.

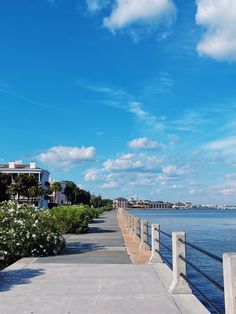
left=129, top=209, right=236, bottom=313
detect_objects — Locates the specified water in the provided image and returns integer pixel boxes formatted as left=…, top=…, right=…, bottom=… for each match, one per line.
left=129, top=208, right=236, bottom=313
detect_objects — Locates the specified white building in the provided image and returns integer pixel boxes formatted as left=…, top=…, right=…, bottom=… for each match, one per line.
left=113, top=197, right=129, bottom=209
left=49, top=180, right=68, bottom=205
left=0, top=161, right=50, bottom=208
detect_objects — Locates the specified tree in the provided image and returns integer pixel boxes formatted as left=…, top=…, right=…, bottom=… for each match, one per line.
left=64, top=181, right=77, bottom=204
left=75, top=188, right=91, bottom=205
left=28, top=186, right=40, bottom=203
left=8, top=183, right=18, bottom=201
left=14, top=174, right=38, bottom=202
left=0, top=173, right=12, bottom=202
left=51, top=182, right=61, bottom=203
left=101, top=198, right=113, bottom=207
left=90, top=195, right=102, bottom=208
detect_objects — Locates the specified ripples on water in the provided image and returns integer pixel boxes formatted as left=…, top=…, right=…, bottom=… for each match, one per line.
left=130, top=209, right=236, bottom=313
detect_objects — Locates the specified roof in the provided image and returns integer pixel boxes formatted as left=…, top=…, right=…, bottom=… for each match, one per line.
left=0, top=164, right=49, bottom=173
left=0, top=164, right=33, bottom=169
left=114, top=197, right=128, bottom=201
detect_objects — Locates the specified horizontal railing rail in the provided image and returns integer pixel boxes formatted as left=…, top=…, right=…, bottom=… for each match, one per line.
left=176, top=237, right=224, bottom=313
left=137, top=224, right=141, bottom=238
left=179, top=238, right=223, bottom=263
left=180, top=273, right=224, bottom=314
left=153, top=226, right=173, bottom=270
left=159, top=230, right=172, bottom=238
left=179, top=254, right=224, bottom=292
left=156, top=249, right=173, bottom=269
left=155, top=239, right=172, bottom=253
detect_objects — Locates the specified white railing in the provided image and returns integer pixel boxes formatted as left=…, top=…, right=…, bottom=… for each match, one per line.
left=125, top=212, right=236, bottom=314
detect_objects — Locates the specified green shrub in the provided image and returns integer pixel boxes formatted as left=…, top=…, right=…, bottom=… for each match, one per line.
left=50, top=204, right=112, bottom=234
left=0, top=201, right=65, bottom=268
left=50, top=205, right=91, bottom=234
left=100, top=205, right=113, bottom=212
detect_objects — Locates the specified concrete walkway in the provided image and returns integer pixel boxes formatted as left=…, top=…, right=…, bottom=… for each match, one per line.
left=0, top=209, right=209, bottom=314
left=36, top=210, right=131, bottom=265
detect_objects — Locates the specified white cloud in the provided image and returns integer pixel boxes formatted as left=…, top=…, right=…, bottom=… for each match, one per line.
left=100, top=181, right=118, bottom=189
left=196, top=0, right=236, bottom=61
left=86, top=0, right=110, bottom=12
left=206, top=136, right=236, bottom=154
left=84, top=169, right=100, bottom=181
left=129, top=102, right=165, bottom=131
left=103, top=153, right=142, bottom=171
left=103, top=153, right=163, bottom=171
left=79, top=81, right=165, bottom=132
left=37, top=146, right=95, bottom=169
left=162, top=165, right=191, bottom=176
left=128, top=137, right=159, bottom=150
left=87, top=0, right=100, bottom=11
left=217, top=178, right=236, bottom=196
left=103, top=0, right=176, bottom=32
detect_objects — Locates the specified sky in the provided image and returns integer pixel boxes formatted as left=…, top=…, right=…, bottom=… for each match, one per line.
left=1, top=0, right=236, bottom=204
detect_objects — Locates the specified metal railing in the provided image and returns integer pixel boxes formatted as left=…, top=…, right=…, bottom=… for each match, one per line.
left=137, top=222, right=141, bottom=238
left=178, top=237, right=224, bottom=313
left=155, top=228, right=173, bottom=269
left=126, top=214, right=236, bottom=314
left=124, top=211, right=236, bottom=314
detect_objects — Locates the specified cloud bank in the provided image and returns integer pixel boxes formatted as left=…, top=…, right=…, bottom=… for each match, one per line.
left=37, top=146, right=96, bottom=169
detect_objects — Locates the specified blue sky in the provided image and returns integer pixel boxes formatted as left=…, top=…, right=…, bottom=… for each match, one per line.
left=1, top=0, right=236, bottom=204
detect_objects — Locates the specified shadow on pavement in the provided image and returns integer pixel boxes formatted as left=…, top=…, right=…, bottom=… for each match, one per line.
left=62, top=242, right=105, bottom=255
left=87, top=227, right=116, bottom=234
left=0, top=268, right=45, bottom=292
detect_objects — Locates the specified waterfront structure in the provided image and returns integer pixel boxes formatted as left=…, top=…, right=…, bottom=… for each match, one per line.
left=148, top=201, right=173, bottom=209
left=128, top=198, right=146, bottom=208
left=113, top=197, right=129, bottom=209
left=0, top=161, right=49, bottom=208
left=173, top=201, right=186, bottom=208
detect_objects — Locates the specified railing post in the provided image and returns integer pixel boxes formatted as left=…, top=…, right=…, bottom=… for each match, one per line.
left=223, top=253, right=236, bottom=314
left=129, top=214, right=133, bottom=232
left=129, top=214, right=132, bottom=233
left=169, top=232, right=192, bottom=294
left=133, top=217, right=140, bottom=241
left=128, top=214, right=130, bottom=230
left=149, top=224, right=163, bottom=263
left=125, top=212, right=129, bottom=228
left=122, top=208, right=126, bottom=219
left=130, top=215, right=135, bottom=234
left=139, top=220, right=150, bottom=250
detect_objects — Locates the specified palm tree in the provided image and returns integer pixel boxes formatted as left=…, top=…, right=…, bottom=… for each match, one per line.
left=8, top=184, right=18, bottom=201
left=51, top=182, right=61, bottom=203
left=28, top=186, right=40, bottom=204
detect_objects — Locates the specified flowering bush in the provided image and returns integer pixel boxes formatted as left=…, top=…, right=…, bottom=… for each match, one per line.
left=0, top=201, right=65, bottom=268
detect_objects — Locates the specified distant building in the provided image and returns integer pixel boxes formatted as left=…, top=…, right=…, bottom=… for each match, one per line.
left=0, top=161, right=49, bottom=208
left=113, top=197, right=129, bottom=209
left=173, top=202, right=187, bottom=209
left=185, top=202, right=192, bottom=208
left=148, top=201, right=173, bottom=209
